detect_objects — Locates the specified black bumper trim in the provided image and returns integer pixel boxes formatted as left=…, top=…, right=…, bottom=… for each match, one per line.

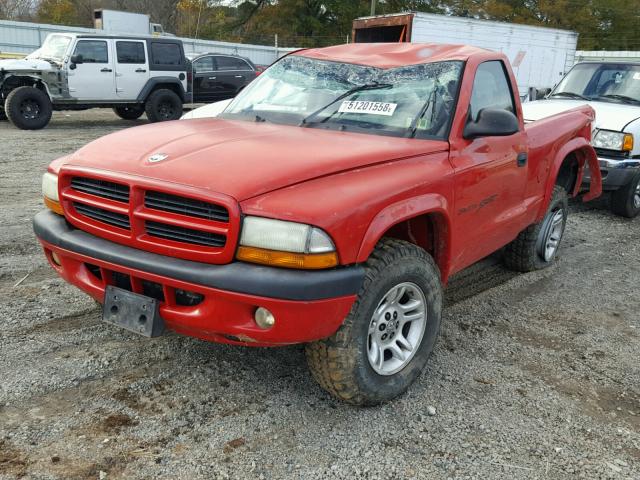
left=33, top=211, right=364, bottom=301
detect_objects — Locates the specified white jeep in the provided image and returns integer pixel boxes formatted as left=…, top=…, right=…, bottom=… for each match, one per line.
left=0, top=33, right=191, bottom=129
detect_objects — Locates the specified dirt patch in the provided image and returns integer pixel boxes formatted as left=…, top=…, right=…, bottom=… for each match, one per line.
left=0, top=440, right=28, bottom=477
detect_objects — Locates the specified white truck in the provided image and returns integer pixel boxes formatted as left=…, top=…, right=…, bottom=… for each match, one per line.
left=94, top=9, right=169, bottom=36
left=352, top=12, right=578, bottom=98
left=523, top=61, right=640, bottom=218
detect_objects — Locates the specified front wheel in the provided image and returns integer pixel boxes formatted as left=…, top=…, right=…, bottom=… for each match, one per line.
left=504, top=185, right=568, bottom=272
left=5, top=86, right=52, bottom=130
left=144, top=89, right=183, bottom=122
left=113, top=104, right=145, bottom=120
left=610, top=171, right=640, bottom=218
left=305, top=238, right=443, bottom=405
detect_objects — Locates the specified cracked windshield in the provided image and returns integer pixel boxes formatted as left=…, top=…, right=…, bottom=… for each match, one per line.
left=222, top=55, right=463, bottom=138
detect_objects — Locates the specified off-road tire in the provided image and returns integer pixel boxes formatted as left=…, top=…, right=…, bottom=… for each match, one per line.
left=610, top=171, right=640, bottom=218
left=5, top=86, right=52, bottom=130
left=144, top=89, right=182, bottom=123
left=113, top=104, right=145, bottom=120
left=305, top=238, right=443, bottom=406
left=504, top=186, right=568, bottom=272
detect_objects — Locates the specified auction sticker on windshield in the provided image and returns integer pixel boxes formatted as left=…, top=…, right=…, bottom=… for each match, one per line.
left=339, top=101, right=397, bottom=116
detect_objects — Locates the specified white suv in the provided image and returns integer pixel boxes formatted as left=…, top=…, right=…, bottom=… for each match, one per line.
left=0, top=33, right=192, bottom=129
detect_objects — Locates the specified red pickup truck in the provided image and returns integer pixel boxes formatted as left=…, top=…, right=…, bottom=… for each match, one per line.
left=35, top=43, right=601, bottom=405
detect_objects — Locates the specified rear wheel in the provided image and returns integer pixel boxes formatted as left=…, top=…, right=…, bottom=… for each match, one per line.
left=504, top=186, right=568, bottom=272
left=144, top=89, right=183, bottom=123
left=610, top=171, right=640, bottom=218
left=113, top=104, right=145, bottom=120
left=305, top=238, right=443, bottom=405
left=5, top=86, right=52, bottom=130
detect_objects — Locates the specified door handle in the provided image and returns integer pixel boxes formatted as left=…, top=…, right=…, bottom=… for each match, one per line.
left=101, top=68, right=113, bottom=73
left=234, top=75, right=243, bottom=78
left=517, top=152, right=528, bottom=167
left=135, top=68, right=146, bottom=73
left=208, top=76, right=217, bottom=80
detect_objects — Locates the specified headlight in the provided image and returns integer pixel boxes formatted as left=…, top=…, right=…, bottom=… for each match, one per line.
left=42, top=172, right=64, bottom=215
left=237, top=216, right=338, bottom=269
left=593, top=130, right=634, bottom=151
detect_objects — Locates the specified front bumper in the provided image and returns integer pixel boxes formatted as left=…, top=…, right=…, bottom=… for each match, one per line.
left=584, top=157, right=640, bottom=190
left=33, top=211, right=362, bottom=346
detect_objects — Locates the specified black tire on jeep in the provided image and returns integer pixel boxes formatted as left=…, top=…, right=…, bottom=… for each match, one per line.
left=144, top=89, right=183, bottom=123
left=305, top=238, right=443, bottom=405
left=504, top=185, right=569, bottom=272
left=5, top=86, right=53, bottom=130
left=113, top=104, right=145, bottom=120
left=610, top=171, right=640, bottom=218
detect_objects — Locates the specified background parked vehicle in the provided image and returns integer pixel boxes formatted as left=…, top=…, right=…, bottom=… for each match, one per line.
left=93, top=9, right=172, bottom=37
left=352, top=12, right=578, bottom=98
left=187, top=53, right=260, bottom=103
left=181, top=98, right=231, bottom=119
left=0, top=32, right=191, bottom=129
left=523, top=61, right=640, bottom=218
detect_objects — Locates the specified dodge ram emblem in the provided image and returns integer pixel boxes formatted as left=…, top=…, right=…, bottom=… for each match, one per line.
left=148, top=153, right=169, bottom=163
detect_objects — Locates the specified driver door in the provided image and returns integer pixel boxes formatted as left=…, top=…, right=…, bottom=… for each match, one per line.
left=67, top=39, right=116, bottom=101
left=450, top=60, right=528, bottom=268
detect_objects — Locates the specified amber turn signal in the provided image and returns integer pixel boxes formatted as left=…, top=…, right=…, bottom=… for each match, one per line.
left=44, top=196, right=64, bottom=215
left=623, top=133, right=634, bottom=151
left=236, top=246, right=338, bottom=269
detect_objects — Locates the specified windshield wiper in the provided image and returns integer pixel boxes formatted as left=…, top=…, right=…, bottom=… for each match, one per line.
left=300, top=82, right=392, bottom=126
left=597, top=94, right=640, bottom=105
left=549, top=91, right=590, bottom=100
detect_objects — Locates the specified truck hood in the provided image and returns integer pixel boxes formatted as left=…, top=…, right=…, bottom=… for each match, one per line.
left=523, top=99, right=640, bottom=132
left=65, top=118, right=447, bottom=201
left=0, top=58, right=55, bottom=72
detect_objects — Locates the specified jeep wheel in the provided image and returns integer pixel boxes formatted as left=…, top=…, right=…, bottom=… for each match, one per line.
left=305, top=238, right=443, bottom=405
left=5, top=86, right=52, bottom=130
left=145, top=89, right=182, bottom=122
left=610, top=171, right=640, bottom=218
left=113, top=104, right=145, bottom=120
left=504, top=185, right=568, bottom=272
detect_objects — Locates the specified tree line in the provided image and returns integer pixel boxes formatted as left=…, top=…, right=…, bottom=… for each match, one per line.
left=1, top=0, right=638, bottom=50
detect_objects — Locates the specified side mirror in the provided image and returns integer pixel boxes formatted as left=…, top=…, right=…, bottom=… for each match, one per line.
left=463, top=108, right=519, bottom=139
left=70, top=54, right=83, bottom=65
left=538, top=87, right=552, bottom=99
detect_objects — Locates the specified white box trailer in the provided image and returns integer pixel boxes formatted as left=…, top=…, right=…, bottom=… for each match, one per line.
left=352, top=13, right=578, bottom=97
left=94, top=9, right=167, bottom=36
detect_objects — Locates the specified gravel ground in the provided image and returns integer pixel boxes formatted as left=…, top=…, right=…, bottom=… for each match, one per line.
left=0, top=110, right=639, bottom=480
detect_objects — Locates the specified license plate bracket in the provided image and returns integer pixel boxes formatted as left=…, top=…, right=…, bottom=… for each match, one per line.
left=102, top=286, right=164, bottom=337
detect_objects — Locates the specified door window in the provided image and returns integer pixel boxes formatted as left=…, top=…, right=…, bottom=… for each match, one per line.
left=116, top=41, right=145, bottom=64
left=150, top=43, right=182, bottom=66
left=73, top=40, right=108, bottom=63
left=193, top=56, right=215, bottom=72
left=215, top=56, right=251, bottom=71
left=469, top=61, right=515, bottom=121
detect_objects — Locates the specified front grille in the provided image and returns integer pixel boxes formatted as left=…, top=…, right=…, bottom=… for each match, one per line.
left=74, top=203, right=131, bottom=230
left=594, top=148, right=629, bottom=160
left=145, top=190, right=229, bottom=222
left=145, top=221, right=226, bottom=247
left=61, top=172, right=238, bottom=264
left=71, top=177, right=130, bottom=203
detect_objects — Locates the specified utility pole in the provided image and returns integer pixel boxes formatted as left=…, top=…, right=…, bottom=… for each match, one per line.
left=370, top=0, right=376, bottom=16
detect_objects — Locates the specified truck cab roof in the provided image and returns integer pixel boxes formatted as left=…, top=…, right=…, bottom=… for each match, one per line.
left=295, top=43, right=495, bottom=69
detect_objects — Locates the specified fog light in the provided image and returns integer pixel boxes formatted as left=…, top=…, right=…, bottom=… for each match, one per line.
left=51, top=251, right=61, bottom=266
left=254, top=307, right=275, bottom=329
